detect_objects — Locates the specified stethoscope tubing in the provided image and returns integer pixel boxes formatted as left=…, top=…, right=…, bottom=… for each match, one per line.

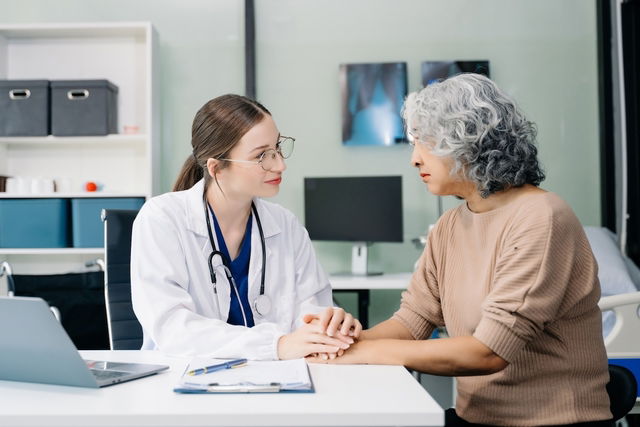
left=203, top=196, right=270, bottom=322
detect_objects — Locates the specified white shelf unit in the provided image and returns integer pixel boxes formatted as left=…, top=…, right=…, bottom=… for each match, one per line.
left=0, top=133, right=148, bottom=145
left=0, top=22, right=159, bottom=276
left=0, top=193, right=147, bottom=199
left=0, top=248, right=103, bottom=256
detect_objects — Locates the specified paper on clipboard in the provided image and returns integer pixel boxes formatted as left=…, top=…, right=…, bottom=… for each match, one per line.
left=174, top=358, right=313, bottom=393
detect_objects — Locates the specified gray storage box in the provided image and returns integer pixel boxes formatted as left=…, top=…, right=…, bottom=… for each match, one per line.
left=50, top=80, right=118, bottom=136
left=0, top=80, right=50, bottom=136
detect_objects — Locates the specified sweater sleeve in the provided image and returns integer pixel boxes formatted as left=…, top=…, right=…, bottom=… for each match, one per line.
left=393, top=224, right=445, bottom=340
left=473, top=200, right=591, bottom=362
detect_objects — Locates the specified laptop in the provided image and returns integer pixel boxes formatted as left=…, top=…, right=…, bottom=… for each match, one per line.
left=0, top=296, right=169, bottom=388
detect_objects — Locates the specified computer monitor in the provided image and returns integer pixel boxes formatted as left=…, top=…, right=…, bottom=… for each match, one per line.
left=421, top=60, right=490, bottom=86
left=304, top=176, right=403, bottom=275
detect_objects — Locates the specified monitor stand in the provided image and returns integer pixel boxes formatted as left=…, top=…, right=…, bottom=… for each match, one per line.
left=350, top=243, right=383, bottom=276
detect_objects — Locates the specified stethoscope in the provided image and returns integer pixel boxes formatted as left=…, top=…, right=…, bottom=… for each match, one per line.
left=203, top=196, right=272, bottom=326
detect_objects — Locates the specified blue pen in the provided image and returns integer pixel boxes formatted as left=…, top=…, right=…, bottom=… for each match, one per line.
left=187, top=358, right=248, bottom=376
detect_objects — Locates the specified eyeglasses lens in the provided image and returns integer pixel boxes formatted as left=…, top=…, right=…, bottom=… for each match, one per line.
left=260, top=137, right=295, bottom=171
left=278, top=137, right=294, bottom=159
left=260, top=150, right=279, bottom=171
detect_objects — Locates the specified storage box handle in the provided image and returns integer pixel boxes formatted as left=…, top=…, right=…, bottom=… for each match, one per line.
left=67, top=89, right=90, bottom=100
left=9, top=89, right=31, bottom=100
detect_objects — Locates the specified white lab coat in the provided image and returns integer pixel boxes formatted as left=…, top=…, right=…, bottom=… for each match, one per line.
left=130, top=179, right=332, bottom=360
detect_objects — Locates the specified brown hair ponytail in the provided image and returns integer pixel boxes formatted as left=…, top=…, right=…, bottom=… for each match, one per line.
left=173, top=94, right=271, bottom=192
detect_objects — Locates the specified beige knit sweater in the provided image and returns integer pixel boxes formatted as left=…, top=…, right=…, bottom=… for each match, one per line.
left=393, top=192, right=611, bottom=426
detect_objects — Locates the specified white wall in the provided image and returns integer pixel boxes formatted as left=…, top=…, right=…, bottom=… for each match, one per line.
left=255, top=0, right=600, bottom=322
left=0, top=0, right=600, bottom=324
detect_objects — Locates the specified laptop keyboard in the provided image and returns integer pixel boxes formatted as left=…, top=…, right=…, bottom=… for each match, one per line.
left=90, top=369, right=129, bottom=380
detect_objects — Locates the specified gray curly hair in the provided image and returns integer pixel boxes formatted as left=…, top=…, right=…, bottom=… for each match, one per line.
left=403, top=73, right=545, bottom=198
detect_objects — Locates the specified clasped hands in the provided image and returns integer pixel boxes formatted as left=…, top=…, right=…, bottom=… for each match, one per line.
left=277, top=307, right=362, bottom=360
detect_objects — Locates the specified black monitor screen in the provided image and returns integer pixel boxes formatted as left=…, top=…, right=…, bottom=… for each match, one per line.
left=304, top=176, right=403, bottom=242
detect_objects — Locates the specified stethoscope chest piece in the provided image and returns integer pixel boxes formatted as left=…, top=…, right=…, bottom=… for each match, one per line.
left=254, top=294, right=272, bottom=317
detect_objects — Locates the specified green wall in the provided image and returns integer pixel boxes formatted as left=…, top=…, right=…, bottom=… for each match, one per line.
left=0, top=0, right=600, bottom=326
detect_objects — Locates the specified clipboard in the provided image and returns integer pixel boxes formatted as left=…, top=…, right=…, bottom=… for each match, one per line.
left=173, top=358, right=315, bottom=394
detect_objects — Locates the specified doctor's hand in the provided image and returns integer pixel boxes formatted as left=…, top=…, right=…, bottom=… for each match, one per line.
left=303, top=307, right=363, bottom=342
left=302, top=307, right=362, bottom=360
left=277, top=322, right=352, bottom=360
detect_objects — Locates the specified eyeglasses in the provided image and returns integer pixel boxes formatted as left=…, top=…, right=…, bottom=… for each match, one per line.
left=218, top=136, right=295, bottom=171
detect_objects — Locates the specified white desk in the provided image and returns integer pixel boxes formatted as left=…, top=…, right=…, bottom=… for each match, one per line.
left=330, top=273, right=412, bottom=291
left=330, top=273, right=411, bottom=327
left=0, top=350, right=444, bottom=427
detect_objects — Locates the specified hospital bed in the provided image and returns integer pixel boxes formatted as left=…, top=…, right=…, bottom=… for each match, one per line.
left=586, top=226, right=640, bottom=416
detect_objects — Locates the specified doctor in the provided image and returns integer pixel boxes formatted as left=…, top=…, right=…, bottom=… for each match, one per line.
left=131, top=94, right=361, bottom=360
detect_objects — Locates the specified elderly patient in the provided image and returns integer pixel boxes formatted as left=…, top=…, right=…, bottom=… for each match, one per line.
left=311, top=74, right=612, bottom=427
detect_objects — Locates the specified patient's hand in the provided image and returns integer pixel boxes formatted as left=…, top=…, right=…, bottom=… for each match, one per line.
left=306, top=340, right=370, bottom=364
left=302, top=307, right=362, bottom=360
left=277, top=322, right=351, bottom=360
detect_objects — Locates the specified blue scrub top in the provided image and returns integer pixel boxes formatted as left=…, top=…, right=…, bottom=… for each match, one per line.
left=209, top=207, right=255, bottom=328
